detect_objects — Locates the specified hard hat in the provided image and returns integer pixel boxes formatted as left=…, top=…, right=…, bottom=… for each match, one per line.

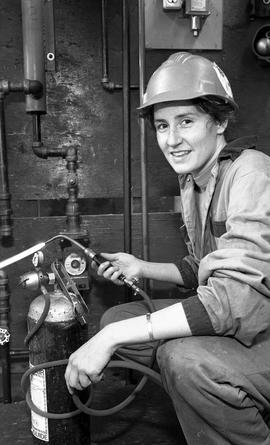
left=138, top=52, right=238, bottom=111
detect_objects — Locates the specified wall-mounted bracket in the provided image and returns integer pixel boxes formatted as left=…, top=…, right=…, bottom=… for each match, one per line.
left=145, top=0, right=223, bottom=50
left=249, top=0, right=270, bottom=19
left=185, top=0, right=211, bottom=37
left=44, top=0, right=56, bottom=72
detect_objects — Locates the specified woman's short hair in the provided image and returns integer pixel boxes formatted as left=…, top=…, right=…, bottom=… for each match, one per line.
left=139, top=95, right=236, bottom=129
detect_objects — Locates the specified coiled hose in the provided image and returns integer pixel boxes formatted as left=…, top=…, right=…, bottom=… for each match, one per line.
left=21, top=286, right=163, bottom=418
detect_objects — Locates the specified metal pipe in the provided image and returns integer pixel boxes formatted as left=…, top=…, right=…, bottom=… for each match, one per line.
left=0, top=80, right=43, bottom=239
left=31, top=116, right=85, bottom=238
left=138, top=0, right=149, bottom=264
left=122, top=0, right=132, bottom=257
left=32, top=114, right=66, bottom=158
left=0, top=270, right=11, bottom=402
left=10, top=349, right=29, bottom=358
left=32, top=113, right=41, bottom=142
left=101, top=0, right=109, bottom=85
left=101, top=0, right=138, bottom=91
left=0, top=94, right=12, bottom=238
left=21, top=0, right=46, bottom=113
left=65, top=147, right=82, bottom=235
left=0, top=80, right=43, bottom=96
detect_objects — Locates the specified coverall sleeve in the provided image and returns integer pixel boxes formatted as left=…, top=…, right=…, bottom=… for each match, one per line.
left=195, top=167, right=270, bottom=346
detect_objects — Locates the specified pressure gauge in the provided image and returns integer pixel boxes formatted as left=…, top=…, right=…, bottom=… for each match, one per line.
left=32, top=251, right=45, bottom=268
left=64, top=252, right=87, bottom=276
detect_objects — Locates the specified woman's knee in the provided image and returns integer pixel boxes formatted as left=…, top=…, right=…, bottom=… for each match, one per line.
left=100, top=301, right=148, bottom=329
left=100, top=305, right=125, bottom=329
left=157, top=337, right=214, bottom=391
left=157, top=338, right=193, bottom=376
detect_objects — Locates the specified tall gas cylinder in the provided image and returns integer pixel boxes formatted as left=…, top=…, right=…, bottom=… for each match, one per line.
left=27, top=288, right=90, bottom=445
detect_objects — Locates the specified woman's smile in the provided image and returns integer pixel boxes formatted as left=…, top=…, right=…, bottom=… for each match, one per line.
left=170, top=150, right=192, bottom=159
left=154, top=101, right=227, bottom=176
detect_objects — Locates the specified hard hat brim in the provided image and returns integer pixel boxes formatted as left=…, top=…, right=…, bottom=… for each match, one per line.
left=137, top=93, right=238, bottom=112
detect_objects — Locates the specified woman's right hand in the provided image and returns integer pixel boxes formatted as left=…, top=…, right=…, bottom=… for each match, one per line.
left=91, top=252, right=143, bottom=286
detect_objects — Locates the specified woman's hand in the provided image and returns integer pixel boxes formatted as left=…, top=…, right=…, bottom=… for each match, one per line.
left=92, top=252, right=143, bottom=285
left=64, top=326, right=117, bottom=394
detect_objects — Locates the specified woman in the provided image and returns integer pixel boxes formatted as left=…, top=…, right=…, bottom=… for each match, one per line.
left=65, top=52, right=270, bottom=445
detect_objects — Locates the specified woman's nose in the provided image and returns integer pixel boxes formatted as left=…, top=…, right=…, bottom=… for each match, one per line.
left=167, top=128, right=182, bottom=147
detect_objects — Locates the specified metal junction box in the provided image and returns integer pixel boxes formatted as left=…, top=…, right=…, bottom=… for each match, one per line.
left=145, top=0, right=223, bottom=50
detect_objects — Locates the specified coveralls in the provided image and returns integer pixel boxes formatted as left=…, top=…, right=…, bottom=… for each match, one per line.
left=101, top=136, right=270, bottom=445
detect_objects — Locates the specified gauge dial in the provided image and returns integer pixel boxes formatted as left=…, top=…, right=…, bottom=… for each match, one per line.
left=64, top=253, right=87, bottom=276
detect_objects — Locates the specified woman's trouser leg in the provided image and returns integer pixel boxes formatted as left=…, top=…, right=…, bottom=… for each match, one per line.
left=157, top=336, right=270, bottom=445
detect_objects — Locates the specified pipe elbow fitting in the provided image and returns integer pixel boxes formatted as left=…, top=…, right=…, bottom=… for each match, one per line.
left=24, top=80, right=43, bottom=98
left=32, top=141, right=48, bottom=158
left=101, top=79, right=116, bottom=91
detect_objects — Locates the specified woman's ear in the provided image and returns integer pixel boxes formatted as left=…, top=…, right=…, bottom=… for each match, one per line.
left=217, top=119, right=228, bottom=134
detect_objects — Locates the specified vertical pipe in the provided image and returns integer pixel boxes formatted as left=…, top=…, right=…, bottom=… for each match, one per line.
left=0, top=270, right=11, bottom=403
left=0, top=94, right=12, bottom=238
left=122, top=0, right=132, bottom=255
left=21, top=0, right=46, bottom=113
left=32, top=114, right=42, bottom=143
left=101, top=0, right=109, bottom=84
left=138, top=0, right=149, bottom=263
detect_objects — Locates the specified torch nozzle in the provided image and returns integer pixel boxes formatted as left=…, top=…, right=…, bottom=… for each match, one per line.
left=0, top=242, right=45, bottom=270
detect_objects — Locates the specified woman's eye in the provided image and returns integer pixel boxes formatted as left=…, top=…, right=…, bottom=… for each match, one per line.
left=180, top=118, right=193, bottom=127
left=155, top=122, right=167, bottom=131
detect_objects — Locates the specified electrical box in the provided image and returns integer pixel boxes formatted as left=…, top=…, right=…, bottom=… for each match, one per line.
left=145, top=0, right=223, bottom=50
left=163, top=0, right=183, bottom=10
left=250, top=0, right=270, bottom=18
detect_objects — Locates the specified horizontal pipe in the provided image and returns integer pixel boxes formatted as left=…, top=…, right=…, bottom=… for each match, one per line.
left=0, top=80, right=43, bottom=96
left=10, top=349, right=29, bottom=358
left=101, top=81, right=139, bottom=91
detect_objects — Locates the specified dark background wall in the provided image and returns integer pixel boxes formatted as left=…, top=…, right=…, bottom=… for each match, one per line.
left=0, top=0, right=270, bottom=357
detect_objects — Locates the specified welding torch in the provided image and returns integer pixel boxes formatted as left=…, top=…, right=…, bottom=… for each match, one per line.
left=0, top=234, right=152, bottom=307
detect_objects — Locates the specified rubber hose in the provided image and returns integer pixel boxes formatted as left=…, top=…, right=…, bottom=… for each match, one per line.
left=24, top=291, right=50, bottom=347
left=22, top=252, right=160, bottom=417
left=21, top=358, right=162, bottom=418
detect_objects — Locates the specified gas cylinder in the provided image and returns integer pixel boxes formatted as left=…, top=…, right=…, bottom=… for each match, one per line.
left=27, top=288, right=90, bottom=445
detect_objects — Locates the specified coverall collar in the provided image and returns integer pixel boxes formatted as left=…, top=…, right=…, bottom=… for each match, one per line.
left=179, top=135, right=258, bottom=189
left=218, top=135, right=258, bottom=160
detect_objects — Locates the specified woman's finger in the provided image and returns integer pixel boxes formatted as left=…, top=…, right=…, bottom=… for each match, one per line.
left=65, top=365, right=83, bottom=393
left=97, top=261, right=111, bottom=276
left=78, top=372, right=92, bottom=388
left=103, top=266, right=119, bottom=280
left=90, top=372, right=104, bottom=384
left=110, top=269, right=123, bottom=282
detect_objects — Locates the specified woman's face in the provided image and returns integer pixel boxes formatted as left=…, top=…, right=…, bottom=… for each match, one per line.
left=153, top=101, right=227, bottom=176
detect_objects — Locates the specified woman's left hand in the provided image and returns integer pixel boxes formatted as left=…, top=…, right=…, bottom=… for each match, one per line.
left=64, top=326, right=116, bottom=394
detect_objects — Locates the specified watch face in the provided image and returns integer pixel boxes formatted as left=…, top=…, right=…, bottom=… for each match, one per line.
left=64, top=253, right=87, bottom=276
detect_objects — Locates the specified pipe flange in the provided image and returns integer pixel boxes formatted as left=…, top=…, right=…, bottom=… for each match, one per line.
left=0, top=327, right=10, bottom=345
